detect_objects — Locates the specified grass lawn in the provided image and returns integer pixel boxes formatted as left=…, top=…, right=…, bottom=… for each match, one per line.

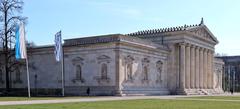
left=1, top=99, right=240, bottom=109
left=186, top=96, right=240, bottom=100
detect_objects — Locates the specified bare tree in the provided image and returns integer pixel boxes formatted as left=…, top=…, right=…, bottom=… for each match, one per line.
left=0, top=0, right=27, bottom=92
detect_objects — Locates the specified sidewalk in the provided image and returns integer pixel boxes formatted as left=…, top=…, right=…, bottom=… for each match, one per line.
left=0, top=95, right=239, bottom=106
left=0, top=95, right=188, bottom=106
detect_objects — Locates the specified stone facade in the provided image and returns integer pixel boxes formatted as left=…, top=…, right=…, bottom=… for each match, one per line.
left=0, top=19, right=224, bottom=96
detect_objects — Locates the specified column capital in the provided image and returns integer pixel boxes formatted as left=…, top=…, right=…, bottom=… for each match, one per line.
left=195, top=46, right=200, bottom=50
left=191, top=44, right=196, bottom=48
left=207, top=49, right=213, bottom=53
left=178, top=42, right=186, bottom=46
left=186, top=43, right=191, bottom=47
left=203, top=48, right=208, bottom=52
left=209, top=50, right=214, bottom=54
left=199, top=47, right=204, bottom=51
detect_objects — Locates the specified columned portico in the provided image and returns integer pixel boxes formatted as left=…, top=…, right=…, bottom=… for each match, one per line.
left=178, top=43, right=217, bottom=89
left=177, top=45, right=218, bottom=95
left=178, top=43, right=216, bottom=90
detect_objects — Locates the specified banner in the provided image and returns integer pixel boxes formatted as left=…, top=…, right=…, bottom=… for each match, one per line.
left=54, top=31, right=62, bottom=62
left=15, top=22, right=27, bottom=59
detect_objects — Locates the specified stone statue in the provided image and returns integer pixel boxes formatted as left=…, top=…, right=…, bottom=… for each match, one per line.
left=126, top=63, right=132, bottom=80
left=143, top=66, right=148, bottom=80
left=156, top=60, right=163, bottom=83
left=125, top=55, right=134, bottom=81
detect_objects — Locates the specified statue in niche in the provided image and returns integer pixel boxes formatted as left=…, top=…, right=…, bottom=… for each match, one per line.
left=126, top=63, right=133, bottom=80
left=156, top=60, right=163, bottom=83
left=143, top=66, right=148, bottom=80
left=124, top=55, right=134, bottom=81
left=142, top=58, right=150, bottom=83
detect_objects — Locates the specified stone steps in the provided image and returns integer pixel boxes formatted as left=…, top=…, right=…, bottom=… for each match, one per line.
left=183, top=89, right=224, bottom=95
left=184, top=89, right=206, bottom=95
left=184, top=89, right=221, bottom=95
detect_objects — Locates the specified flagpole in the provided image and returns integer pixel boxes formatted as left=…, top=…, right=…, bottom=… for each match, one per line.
left=26, top=56, right=31, bottom=98
left=15, top=22, right=30, bottom=98
left=61, top=48, right=65, bottom=96
left=60, top=31, right=65, bottom=97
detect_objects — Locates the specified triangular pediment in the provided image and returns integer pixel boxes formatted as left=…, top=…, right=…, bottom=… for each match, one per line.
left=188, top=25, right=218, bottom=44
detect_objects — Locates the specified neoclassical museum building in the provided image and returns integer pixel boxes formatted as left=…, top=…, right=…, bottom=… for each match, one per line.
left=0, top=19, right=224, bottom=96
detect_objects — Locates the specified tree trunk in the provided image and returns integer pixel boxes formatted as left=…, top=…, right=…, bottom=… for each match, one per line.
left=4, top=7, right=10, bottom=92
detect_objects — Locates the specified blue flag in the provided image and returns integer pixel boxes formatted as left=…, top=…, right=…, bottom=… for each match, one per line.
left=15, top=22, right=27, bottom=60
left=54, top=31, right=62, bottom=62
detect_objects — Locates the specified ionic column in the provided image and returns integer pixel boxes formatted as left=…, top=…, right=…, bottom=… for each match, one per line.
left=179, top=43, right=186, bottom=89
left=185, top=44, right=191, bottom=89
left=199, top=48, right=204, bottom=89
left=203, top=49, right=208, bottom=89
left=190, top=45, right=195, bottom=89
left=210, top=51, right=214, bottom=88
left=207, top=50, right=211, bottom=89
left=195, top=46, right=200, bottom=89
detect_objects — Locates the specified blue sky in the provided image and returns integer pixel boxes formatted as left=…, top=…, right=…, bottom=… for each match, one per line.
left=22, top=0, right=240, bottom=55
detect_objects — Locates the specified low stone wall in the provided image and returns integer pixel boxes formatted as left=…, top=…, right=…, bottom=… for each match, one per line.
left=65, top=86, right=116, bottom=96
left=0, top=88, right=62, bottom=96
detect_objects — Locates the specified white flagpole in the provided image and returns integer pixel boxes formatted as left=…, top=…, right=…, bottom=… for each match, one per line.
left=60, top=31, right=65, bottom=97
left=62, top=47, right=65, bottom=96
left=54, top=30, right=65, bottom=97
left=19, top=22, right=31, bottom=98
left=26, top=56, right=31, bottom=98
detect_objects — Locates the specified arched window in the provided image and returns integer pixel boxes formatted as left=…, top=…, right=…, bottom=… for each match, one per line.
left=101, top=63, right=108, bottom=79
left=76, top=65, right=82, bottom=80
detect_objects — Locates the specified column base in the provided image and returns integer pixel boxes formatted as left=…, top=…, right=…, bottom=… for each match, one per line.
left=176, top=89, right=187, bottom=95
